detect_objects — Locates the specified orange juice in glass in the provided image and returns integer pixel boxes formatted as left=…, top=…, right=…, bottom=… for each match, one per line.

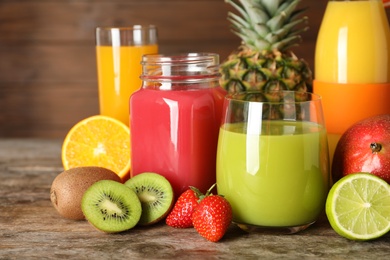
left=314, top=0, right=390, bottom=165
left=96, top=26, right=158, bottom=125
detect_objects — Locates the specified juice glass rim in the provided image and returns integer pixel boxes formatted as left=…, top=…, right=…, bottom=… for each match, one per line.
left=141, top=52, right=219, bottom=65
left=96, top=24, right=157, bottom=31
left=225, top=90, right=322, bottom=105
left=96, top=25, right=158, bottom=46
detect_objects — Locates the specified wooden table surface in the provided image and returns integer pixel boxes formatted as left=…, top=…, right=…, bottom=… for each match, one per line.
left=1, top=138, right=390, bottom=259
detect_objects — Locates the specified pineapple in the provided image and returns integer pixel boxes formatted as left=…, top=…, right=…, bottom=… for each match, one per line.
left=219, top=0, right=313, bottom=96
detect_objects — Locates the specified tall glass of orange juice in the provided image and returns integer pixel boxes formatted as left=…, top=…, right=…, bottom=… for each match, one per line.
left=314, top=0, right=390, bottom=168
left=96, top=26, right=158, bottom=125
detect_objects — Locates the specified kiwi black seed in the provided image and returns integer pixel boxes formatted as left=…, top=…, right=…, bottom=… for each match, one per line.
left=81, top=180, right=142, bottom=233
left=125, top=172, right=174, bottom=226
left=50, top=166, right=121, bottom=220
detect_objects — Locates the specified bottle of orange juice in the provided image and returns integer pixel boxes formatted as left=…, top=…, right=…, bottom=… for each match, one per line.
left=314, top=0, right=390, bottom=165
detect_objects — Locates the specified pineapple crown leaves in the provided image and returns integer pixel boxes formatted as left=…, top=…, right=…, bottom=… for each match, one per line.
left=225, top=0, right=309, bottom=51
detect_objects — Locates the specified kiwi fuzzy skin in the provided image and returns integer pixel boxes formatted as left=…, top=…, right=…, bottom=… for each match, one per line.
left=50, top=166, right=121, bottom=220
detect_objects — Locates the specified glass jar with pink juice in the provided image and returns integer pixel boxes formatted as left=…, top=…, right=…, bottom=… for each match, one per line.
left=130, top=53, right=227, bottom=196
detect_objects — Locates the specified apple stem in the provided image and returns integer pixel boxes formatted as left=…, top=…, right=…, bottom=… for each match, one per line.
left=370, top=143, right=382, bottom=154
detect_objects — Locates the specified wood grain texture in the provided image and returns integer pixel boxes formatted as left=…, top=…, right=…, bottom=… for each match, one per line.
left=0, top=0, right=386, bottom=137
left=1, top=139, right=390, bottom=259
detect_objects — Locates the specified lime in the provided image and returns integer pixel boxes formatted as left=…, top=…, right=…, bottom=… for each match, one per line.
left=326, top=173, right=390, bottom=241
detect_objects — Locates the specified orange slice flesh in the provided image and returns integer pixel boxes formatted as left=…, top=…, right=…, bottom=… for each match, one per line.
left=61, top=115, right=131, bottom=181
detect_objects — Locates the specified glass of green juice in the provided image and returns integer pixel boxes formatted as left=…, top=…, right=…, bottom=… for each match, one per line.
left=216, top=91, right=330, bottom=234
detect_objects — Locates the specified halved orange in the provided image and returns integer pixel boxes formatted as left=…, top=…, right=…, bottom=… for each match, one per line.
left=61, top=115, right=131, bottom=181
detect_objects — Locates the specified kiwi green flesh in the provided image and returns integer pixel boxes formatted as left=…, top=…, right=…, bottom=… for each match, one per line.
left=125, top=172, right=174, bottom=225
left=81, top=180, right=141, bottom=233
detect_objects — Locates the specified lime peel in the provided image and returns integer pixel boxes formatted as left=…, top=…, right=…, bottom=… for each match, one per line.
left=326, top=173, right=390, bottom=241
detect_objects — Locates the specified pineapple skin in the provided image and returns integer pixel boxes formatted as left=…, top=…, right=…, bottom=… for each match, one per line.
left=219, top=0, right=313, bottom=95
left=219, top=46, right=313, bottom=95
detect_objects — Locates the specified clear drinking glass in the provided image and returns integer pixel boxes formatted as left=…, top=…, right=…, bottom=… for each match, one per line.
left=216, top=91, right=330, bottom=233
left=96, top=25, right=158, bottom=125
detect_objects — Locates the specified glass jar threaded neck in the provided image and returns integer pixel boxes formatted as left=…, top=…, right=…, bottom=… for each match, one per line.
left=140, top=53, right=220, bottom=90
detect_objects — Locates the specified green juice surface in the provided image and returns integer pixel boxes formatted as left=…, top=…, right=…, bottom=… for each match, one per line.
left=216, top=121, right=329, bottom=227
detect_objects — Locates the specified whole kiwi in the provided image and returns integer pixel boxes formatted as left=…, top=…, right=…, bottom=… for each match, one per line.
left=50, top=166, right=121, bottom=220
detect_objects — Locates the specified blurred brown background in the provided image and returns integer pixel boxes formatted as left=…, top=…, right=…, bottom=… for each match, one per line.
left=0, top=0, right=388, bottom=138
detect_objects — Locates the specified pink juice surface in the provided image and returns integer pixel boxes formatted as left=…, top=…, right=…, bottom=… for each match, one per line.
left=130, top=86, right=226, bottom=196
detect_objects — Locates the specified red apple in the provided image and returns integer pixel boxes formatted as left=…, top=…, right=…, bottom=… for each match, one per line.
left=332, top=114, right=390, bottom=184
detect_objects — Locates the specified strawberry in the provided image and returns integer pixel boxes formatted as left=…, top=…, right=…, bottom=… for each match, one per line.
left=191, top=186, right=232, bottom=242
left=166, top=187, right=202, bottom=228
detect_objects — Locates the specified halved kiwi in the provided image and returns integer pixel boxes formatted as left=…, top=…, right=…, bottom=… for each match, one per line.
left=125, top=172, right=174, bottom=226
left=81, top=180, right=141, bottom=233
